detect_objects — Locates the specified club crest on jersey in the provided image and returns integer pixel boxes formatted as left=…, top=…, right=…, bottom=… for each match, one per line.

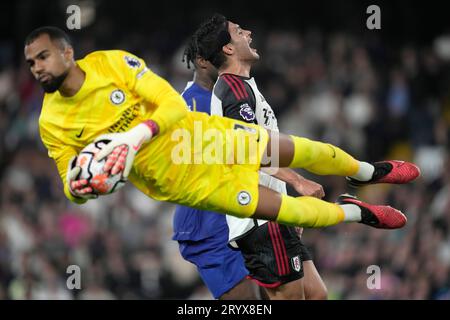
left=237, top=191, right=251, bottom=206
left=110, top=89, right=125, bottom=105
left=124, top=56, right=141, bottom=69
left=239, top=103, right=256, bottom=121
left=291, top=255, right=302, bottom=272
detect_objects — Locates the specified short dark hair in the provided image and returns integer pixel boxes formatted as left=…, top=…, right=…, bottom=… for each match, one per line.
left=189, top=14, right=231, bottom=69
left=24, top=26, right=72, bottom=49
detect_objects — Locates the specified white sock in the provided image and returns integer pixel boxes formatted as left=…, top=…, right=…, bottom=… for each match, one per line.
left=349, top=161, right=375, bottom=181
left=340, top=204, right=362, bottom=222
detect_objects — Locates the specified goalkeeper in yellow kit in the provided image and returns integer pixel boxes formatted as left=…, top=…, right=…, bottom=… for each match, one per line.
left=25, top=26, right=420, bottom=230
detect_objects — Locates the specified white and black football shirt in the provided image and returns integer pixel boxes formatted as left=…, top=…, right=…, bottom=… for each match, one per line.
left=211, top=73, right=287, bottom=243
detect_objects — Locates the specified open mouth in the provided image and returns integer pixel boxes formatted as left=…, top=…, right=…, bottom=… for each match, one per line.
left=249, top=39, right=257, bottom=52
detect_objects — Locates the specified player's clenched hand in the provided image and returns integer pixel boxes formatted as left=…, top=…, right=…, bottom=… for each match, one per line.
left=67, top=156, right=98, bottom=200
left=94, top=121, right=157, bottom=178
left=292, top=176, right=325, bottom=199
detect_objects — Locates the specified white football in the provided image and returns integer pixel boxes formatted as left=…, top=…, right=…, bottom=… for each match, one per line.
left=76, top=140, right=127, bottom=195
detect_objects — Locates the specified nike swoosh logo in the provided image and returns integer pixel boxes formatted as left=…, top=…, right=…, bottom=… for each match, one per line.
left=132, top=137, right=145, bottom=151
left=76, top=127, right=85, bottom=138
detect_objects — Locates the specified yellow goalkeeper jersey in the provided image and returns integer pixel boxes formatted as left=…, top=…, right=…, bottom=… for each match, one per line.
left=39, top=50, right=188, bottom=203
left=39, top=49, right=268, bottom=218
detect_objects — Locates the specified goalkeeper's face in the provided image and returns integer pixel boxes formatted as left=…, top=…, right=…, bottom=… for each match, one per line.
left=24, top=34, right=73, bottom=93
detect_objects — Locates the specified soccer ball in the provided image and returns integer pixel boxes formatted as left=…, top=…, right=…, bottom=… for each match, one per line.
left=76, top=140, right=127, bottom=195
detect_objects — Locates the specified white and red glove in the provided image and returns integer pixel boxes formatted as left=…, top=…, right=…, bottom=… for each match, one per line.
left=66, top=156, right=98, bottom=200
left=94, top=120, right=158, bottom=178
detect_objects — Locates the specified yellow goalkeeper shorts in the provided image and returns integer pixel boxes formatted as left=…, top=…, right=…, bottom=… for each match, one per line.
left=131, top=111, right=269, bottom=218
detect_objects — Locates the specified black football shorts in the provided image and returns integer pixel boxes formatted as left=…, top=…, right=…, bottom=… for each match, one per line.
left=236, top=221, right=313, bottom=288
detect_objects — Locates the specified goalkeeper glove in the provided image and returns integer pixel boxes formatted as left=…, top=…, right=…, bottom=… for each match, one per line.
left=94, top=120, right=158, bottom=178
left=66, top=156, right=98, bottom=200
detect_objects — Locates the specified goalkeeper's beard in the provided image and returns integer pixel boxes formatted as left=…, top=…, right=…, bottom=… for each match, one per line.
left=40, top=70, right=69, bottom=93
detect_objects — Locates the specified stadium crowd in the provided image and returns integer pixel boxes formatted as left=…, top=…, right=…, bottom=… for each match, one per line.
left=1, top=14, right=450, bottom=299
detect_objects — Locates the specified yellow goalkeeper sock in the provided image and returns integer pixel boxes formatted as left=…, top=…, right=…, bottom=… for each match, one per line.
left=289, top=136, right=360, bottom=176
left=276, top=194, right=345, bottom=228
